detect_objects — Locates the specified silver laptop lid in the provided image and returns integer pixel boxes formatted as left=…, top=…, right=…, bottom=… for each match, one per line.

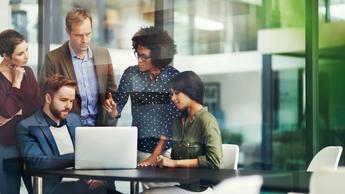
left=74, top=126, right=137, bottom=169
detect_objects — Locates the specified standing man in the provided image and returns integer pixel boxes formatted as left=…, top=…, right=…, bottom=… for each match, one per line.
left=16, top=74, right=111, bottom=194
left=39, top=8, right=117, bottom=126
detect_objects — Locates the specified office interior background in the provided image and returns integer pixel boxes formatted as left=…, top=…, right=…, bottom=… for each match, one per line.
left=1, top=0, right=345, bottom=192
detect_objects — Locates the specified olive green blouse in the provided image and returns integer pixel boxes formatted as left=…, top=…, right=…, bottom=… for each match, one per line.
left=170, top=107, right=223, bottom=191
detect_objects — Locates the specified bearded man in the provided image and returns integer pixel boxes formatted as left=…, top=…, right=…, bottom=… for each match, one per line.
left=16, top=74, right=115, bottom=194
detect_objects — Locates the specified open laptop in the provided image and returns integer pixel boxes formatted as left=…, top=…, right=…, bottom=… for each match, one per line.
left=74, top=126, right=137, bottom=169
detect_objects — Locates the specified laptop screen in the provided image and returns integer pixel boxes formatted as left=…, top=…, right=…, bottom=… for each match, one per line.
left=74, top=126, right=138, bottom=169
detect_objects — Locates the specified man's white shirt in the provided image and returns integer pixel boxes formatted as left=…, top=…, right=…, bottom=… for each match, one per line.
left=50, top=125, right=77, bottom=182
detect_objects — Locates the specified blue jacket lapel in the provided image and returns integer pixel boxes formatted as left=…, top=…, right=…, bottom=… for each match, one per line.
left=34, top=110, right=79, bottom=154
left=40, top=126, right=60, bottom=155
left=67, top=125, right=76, bottom=146
left=34, top=110, right=60, bottom=155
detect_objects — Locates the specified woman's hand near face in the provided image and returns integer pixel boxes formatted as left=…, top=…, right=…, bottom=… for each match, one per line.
left=12, top=66, right=25, bottom=89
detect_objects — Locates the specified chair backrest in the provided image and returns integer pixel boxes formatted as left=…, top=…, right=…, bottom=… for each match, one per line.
left=310, top=168, right=345, bottom=194
left=213, top=175, right=263, bottom=194
left=220, top=144, right=239, bottom=169
left=307, top=146, right=343, bottom=172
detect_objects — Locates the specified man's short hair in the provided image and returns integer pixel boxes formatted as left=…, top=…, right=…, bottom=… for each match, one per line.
left=42, top=74, right=77, bottom=96
left=65, top=8, right=92, bottom=32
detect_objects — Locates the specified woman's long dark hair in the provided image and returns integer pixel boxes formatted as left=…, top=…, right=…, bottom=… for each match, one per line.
left=169, top=71, right=204, bottom=117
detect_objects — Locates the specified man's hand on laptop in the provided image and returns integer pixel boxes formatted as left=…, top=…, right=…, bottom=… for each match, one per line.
left=86, top=179, right=105, bottom=190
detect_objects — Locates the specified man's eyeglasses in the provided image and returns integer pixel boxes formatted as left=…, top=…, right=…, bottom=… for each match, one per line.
left=134, top=52, right=152, bottom=62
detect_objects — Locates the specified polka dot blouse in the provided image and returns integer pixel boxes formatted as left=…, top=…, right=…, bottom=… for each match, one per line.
left=115, top=65, right=181, bottom=153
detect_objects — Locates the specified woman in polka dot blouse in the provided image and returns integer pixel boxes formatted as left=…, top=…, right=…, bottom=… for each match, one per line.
left=104, top=26, right=181, bottom=165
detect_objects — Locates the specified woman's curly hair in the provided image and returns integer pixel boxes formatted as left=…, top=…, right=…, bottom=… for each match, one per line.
left=132, top=26, right=177, bottom=69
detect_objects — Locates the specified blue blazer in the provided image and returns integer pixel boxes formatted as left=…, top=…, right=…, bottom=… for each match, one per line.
left=16, top=109, right=81, bottom=169
left=16, top=109, right=82, bottom=194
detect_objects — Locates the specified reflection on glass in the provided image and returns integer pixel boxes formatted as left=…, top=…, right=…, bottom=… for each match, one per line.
left=50, top=0, right=155, bottom=49
left=271, top=56, right=306, bottom=170
left=8, top=0, right=327, bottom=172
left=318, top=0, right=345, bottom=165
left=10, top=0, right=38, bottom=73
left=173, top=0, right=308, bottom=171
left=174, top=0, right=258, bottom=55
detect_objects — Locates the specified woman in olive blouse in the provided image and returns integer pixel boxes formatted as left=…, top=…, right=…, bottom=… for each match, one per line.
left=142, top=71, right=223, bottom=194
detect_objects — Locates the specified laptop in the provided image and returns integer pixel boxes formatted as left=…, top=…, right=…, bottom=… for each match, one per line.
left=74, top=126, right=138, bottom=169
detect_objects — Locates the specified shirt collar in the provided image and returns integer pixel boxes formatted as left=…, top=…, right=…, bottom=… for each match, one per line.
left=195, top=107, right=208, bottom=117
left=68, top=41, right=93, bottom=60
left=136, top=65, right=168, bottom=76
left=42, top=111, right=67, bottom=128
left=183, top=107, right=208, bottom=119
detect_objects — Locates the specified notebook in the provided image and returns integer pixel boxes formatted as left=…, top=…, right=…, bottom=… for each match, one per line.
left=74, top=126, right=138, bottom=169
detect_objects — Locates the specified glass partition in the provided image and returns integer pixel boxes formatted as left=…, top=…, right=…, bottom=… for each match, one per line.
left=7, top=0, right=333, bottom=175
left=5, top=2, right=39, bottom=193
left=173, top=0, right=307, bottom=170
left=318, top=0, right=345, bottom=165
left=50, top=0, right=154, bottom=49
left=6, top=0, right=314, bottom=172
left=45, top=0, right=156, bottom=126
left=270, top=55, right=306, bottom=170
left=9, top=0, right=39, bottom=74
left=6, top=0, right=341, bottom=193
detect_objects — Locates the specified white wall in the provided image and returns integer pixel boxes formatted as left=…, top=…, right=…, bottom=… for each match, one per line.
left=201, top=71, right=262, bottom=143
left=0, top=0, right=10, bottom=31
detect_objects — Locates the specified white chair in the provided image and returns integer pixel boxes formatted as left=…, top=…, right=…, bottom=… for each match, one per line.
left=213, top=175, right=263, bottom=194
left=287, top=146, right=343, bottom=194
left=309, top=167, right=345, bottom=194
left=307, top=146, right=342, bottom=172
left=220, top=144, right=239, bottom=169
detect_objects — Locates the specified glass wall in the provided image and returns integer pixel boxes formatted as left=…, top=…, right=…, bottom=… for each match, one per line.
left=49, top=0, right=155, bottom=49
left=173, top=0, right=308, bottom=170
left=10, top=0, right=310, bottom=171
left=173, top=0, right=264, bottom=169
left=174, top=0, right=258, bottom=54
left=9, top=0, right=39, bottom=74
left=7, top=0, right=345, bottom=191
left=44, top=0, right=156, bottom=126
left=3, top=1, right=39, bottom=193
left=318, top=0, right=345, bottom=165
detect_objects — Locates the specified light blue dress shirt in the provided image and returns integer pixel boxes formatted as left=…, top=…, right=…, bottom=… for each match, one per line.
left=69, top=43, right=99, bottom=126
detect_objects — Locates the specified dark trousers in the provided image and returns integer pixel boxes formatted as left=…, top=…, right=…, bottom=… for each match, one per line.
left=51, top=179, right=122, bottom=194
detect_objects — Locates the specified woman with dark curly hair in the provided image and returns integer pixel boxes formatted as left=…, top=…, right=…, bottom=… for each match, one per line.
left=103, top=26, right=180, bottom=166
left=0, top=29, right=43, bottom=194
